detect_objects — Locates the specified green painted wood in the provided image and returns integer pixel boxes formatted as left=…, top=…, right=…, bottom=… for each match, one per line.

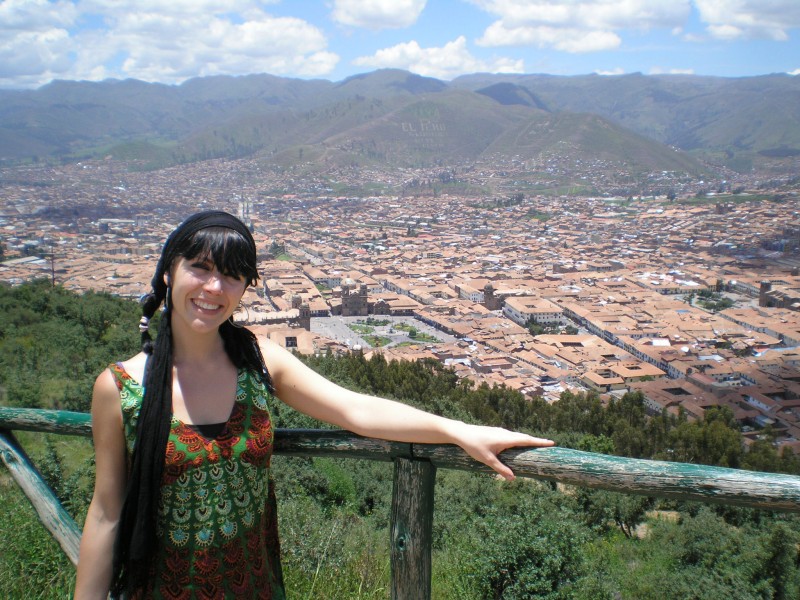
left=0, top=429, right=82, bottom=565
left=273, top=428, right=412, bottom=461
left=414, top=445, right=800, bottom=512
left=2, top=404, right=799, bottom=513
left=0, top=407, right=91, bottom=437
left=390, top=458, right=436, bottom=600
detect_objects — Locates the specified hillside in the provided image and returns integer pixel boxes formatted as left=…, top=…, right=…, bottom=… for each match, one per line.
left=1, top=69, right=798, bottom=174
left=453, top=72, right=800, bottom=172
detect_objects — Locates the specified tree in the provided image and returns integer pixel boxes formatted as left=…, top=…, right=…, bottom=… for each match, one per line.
left=0, top=281, right=140, bottom=412
left=526, top=317, right=545, bottom=336
left=547, top=390, right=606, bottom=436
left=667, top=406, right=743, bottom=467
left=762, top=523, right=800, bottom=600
left=456, top=490, right=589, bottom=599
left=575, top=489, right=654, bottom=538
left=742, top=430, right=781, bottom=473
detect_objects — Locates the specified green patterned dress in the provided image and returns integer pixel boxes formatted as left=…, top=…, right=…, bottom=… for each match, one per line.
left=110, top=363, right=286, bottom=600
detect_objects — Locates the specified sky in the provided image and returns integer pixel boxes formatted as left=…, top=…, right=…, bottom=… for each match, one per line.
left=2, top=0, right=799, bottom=90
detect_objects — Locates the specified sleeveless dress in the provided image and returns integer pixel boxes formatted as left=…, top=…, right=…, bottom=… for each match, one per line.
left=110, top=363, right=286, bottom=600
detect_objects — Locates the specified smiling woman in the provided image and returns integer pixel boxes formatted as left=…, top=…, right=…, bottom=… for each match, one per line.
left=73, top=209, right=553, bottom=600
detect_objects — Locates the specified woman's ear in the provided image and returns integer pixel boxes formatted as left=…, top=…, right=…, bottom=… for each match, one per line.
left=163, top=272, right=170, bottom=287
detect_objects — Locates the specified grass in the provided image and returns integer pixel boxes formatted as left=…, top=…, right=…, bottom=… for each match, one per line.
left=392, top=323, right=441, bottom=344
left=348, top=324, right=374, bottom=334
left=363, top=335, right=392, bottom=348
left=278, top=497, right=390, bottom=599
left=0, top=481, right=77, bottom=599
left=0, top=432, right=95, bottom=600
left=409, top=333, right=441, bottom=344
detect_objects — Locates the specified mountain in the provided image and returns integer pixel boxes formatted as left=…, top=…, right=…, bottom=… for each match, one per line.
left=476, top=82, right=549, bottom=110
left=452, top=72, right=800, bottom=171
left=1, top=69, right=797, bottom=174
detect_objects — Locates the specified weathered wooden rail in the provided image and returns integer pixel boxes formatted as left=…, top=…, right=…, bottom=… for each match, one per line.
left=4, top=406, right=800, bottom=599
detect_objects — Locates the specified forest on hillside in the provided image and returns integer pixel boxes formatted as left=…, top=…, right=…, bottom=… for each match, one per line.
left=1, top=280, right=799, bottom=599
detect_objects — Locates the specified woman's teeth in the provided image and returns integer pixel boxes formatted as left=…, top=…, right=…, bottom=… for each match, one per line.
left=194, top=300, right=220, bottom=310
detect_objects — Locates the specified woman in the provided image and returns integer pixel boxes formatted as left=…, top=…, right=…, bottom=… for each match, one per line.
left=74, top=210, right=554, bottom=599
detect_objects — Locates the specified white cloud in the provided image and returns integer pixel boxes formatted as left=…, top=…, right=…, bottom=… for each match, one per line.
left=353, top=36, right=524, bottom=79
left=472, top=0, right=690, bottom=52
left=0, top=0, right=78, bottom=85
left=790, top=69, right=800, bottom=76
left=595, top=68, right=626, bottom=76
left=78, top=0, right=277, bottom=16
left=0, top=0, right=77, bottom=30
left=479, top=21, right=621, bottom=52
left=694, top=0, right=800, bottom=41
left=0, top=1, right=339, bottom=88
left=470, top=0, right=690, bottom=30
left=649, top=67, right=695, bottom=75
left=84, top=5, right=338, bottom=81
left=331, top=0, right=427, bottom=30
left=0, top=29, right=74, bottom=81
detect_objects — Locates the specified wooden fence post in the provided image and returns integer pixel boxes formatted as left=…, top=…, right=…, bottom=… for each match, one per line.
left=0, top=429, right=82, bottom=565
left=390, top=457, right=436, bottom=600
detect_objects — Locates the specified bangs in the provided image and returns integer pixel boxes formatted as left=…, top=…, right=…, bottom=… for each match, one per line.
left=179, top=227, right=258, bottom=285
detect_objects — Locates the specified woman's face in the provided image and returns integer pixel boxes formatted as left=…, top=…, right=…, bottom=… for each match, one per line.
left=166, top=254, right=248, bottom=335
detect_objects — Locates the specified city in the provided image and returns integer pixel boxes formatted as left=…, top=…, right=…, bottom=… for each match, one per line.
left=2, top=155, right=799, bottom=455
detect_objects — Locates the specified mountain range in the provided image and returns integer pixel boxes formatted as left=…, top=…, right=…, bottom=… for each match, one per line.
left=1, top=69, right=798, bottom=175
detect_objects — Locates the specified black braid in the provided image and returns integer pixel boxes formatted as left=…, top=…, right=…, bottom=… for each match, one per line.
left=112, top=296, right=173, bottom=597
left=139, top=291, right=162, bottom=355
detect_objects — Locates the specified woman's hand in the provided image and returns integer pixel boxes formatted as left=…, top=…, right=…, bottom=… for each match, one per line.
left=447, top=422, right=554, bottom=481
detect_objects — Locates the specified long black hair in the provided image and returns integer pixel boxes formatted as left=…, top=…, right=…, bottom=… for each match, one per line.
left=110, top=211, right=273, bottom=598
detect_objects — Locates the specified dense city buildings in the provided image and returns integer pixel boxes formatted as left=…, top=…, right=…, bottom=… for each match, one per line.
left=2, top=157, right=800, bottom=453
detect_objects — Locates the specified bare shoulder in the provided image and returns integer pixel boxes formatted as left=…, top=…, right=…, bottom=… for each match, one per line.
left=91, top=368, right=124, bottom=439
left=91, top=351, right=144, bottom=423
left=93, top=368, right=119, bottom=400
left=259, top=338, right=291, bottom=371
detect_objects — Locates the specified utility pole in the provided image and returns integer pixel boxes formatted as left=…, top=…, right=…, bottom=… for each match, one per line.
left=44, top=244, right=59, bottom=287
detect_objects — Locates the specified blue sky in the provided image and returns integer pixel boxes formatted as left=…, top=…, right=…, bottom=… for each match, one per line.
left=2, top=0, right=799, bottom=89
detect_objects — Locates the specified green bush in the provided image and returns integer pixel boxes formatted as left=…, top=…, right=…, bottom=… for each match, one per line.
left=447, top=488, right=589, bottom=599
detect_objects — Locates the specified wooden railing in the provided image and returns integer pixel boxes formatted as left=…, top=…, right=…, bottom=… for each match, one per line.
left=4, top=406, right=800, bottom=599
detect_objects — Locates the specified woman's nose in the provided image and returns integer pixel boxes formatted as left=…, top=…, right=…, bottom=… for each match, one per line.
left=204, top=273, right=223, bottom=291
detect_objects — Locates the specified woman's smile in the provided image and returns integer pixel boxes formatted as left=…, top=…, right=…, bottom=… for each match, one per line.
left=192, top=298, right=224, bottom=312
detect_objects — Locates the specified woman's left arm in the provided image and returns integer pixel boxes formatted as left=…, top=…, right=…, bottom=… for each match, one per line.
left=262, top=339, right=553, bottom=480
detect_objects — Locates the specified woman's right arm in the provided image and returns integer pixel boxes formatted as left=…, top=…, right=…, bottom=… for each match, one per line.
left=74, top=369, right=128, bottom=600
